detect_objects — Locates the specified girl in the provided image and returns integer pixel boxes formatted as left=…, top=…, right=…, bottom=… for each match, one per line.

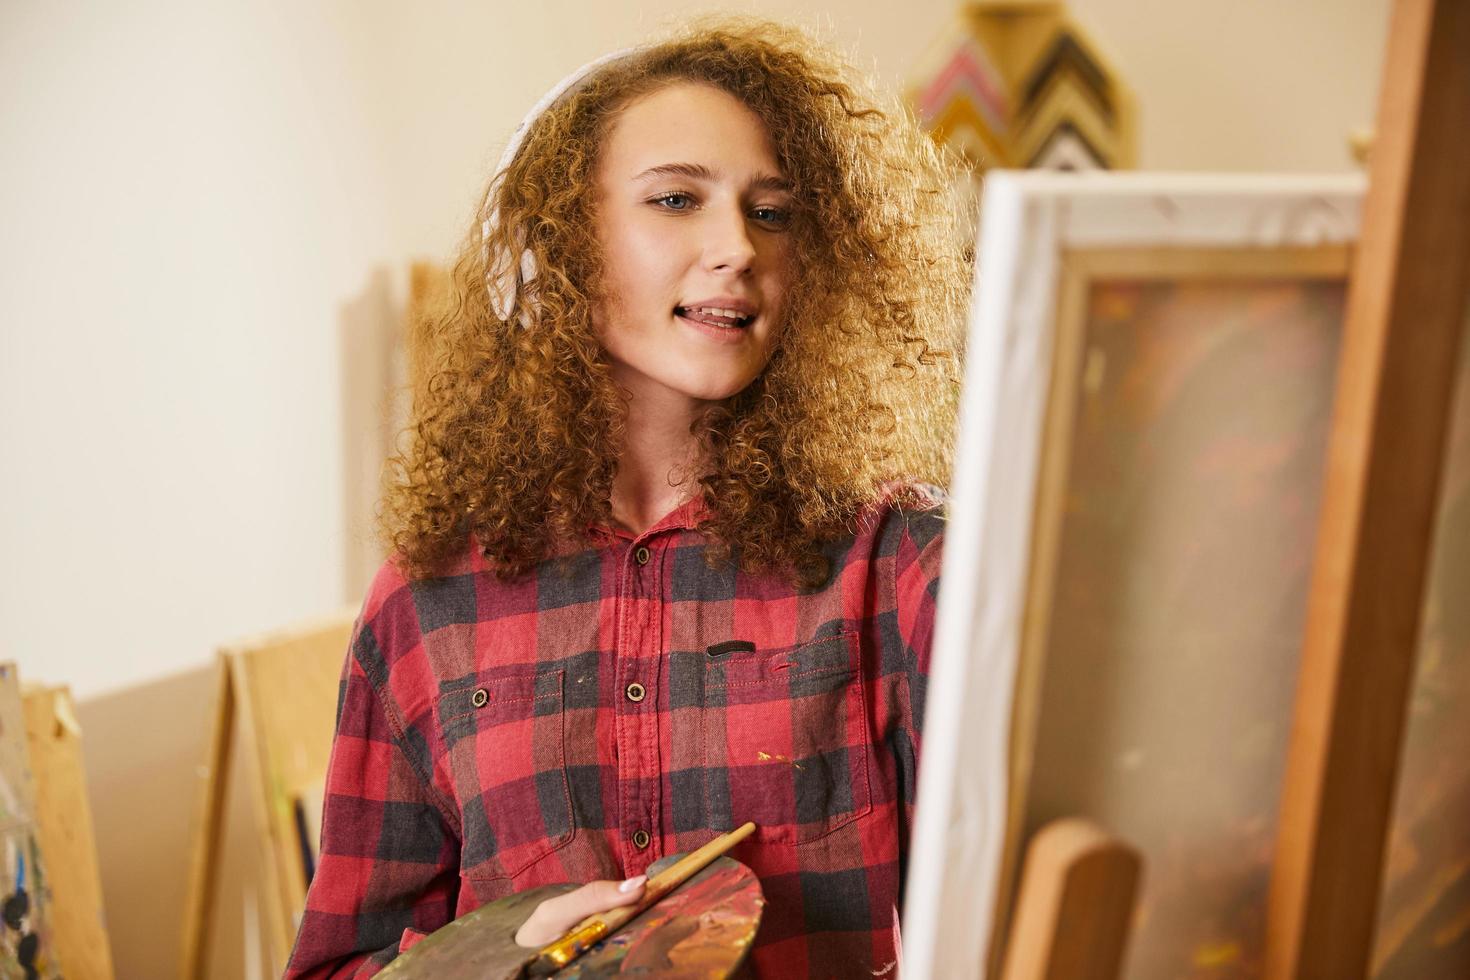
left=287, top=17, right=969, bottom=979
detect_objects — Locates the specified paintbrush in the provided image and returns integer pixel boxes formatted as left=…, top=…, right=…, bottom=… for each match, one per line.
left=523, top=821, right=757, bottom=977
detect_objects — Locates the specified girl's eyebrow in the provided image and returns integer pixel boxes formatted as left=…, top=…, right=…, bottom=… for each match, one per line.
left=632, top=161, right=792, bottom=194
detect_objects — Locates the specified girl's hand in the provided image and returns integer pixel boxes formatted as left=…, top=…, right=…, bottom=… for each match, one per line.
left=513, top=875, right=648, bottom=947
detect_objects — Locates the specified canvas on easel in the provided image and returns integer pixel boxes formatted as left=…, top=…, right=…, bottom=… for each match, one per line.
left=1022, top=244, right=1351, bottom=979
left=902, top=172, right=1364, bottom=978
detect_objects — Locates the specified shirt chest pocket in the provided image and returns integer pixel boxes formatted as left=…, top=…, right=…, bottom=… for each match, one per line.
left=437, top=667, right=573, bottom=879
left=701, top=630, right=872, bottom=844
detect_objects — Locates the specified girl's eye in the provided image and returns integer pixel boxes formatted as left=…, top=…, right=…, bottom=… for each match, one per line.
left=751, top=206, right=791, bottom=229
left=651, top=192, right=694, bottom=211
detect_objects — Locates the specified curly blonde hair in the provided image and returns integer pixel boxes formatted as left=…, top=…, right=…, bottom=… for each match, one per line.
left=382, top=16, right=972, bottom=588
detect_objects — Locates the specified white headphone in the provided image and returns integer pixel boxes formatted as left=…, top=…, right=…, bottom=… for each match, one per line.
left=480, top=47, right=640, bottom=326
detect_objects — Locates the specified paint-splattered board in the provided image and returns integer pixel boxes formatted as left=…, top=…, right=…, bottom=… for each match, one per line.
left=23, top=686, right=112, bottom=979
left=378, top=855, right=762, bottom=979
left=0, top=665, right=61, bottom=979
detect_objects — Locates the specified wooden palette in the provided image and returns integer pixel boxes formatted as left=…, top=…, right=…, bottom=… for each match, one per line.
left=378, top=855, right=763, bottom=979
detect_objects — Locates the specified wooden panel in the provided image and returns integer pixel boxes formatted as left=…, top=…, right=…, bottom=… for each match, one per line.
left=227, top=611, right=354, bottom=972
left=23, top=686, right=114, bottom=980
left=341, top=269, right=405, bottom=602
left=1265, top=0, right=1470, bottom=975
left=407, top=261, right=452, bottom=398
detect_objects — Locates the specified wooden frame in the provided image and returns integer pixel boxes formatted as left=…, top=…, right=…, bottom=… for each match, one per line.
left=179, top=612, right=355, bottom=979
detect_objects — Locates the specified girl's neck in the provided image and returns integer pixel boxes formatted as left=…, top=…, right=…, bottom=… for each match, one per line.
left=609, top=384, right=709, bottom=536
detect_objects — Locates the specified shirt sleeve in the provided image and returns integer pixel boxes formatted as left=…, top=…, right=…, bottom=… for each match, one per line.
left=284, top=611, right=461, bottom=978
left=883, top=490, right=946, bottom=921
left=893, top=497, right=946, bottom=757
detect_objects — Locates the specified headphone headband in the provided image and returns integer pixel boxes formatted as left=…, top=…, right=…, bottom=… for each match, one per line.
left=481, top=47, right=641, bottom=326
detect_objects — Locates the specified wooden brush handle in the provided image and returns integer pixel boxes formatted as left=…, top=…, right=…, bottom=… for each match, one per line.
left=527, top=822, right=756, bottom=976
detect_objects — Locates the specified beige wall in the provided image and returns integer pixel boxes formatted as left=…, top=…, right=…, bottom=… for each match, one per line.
left=1070, top=0, right=1390, bottom=172
left=1, top=1, right=1390, bottom=977
left=0, top=0, right=1390, bottom=700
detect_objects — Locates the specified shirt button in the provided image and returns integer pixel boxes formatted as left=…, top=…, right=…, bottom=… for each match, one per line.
left=634, top=545, right=651, bottom=566
left=632, top=829, right=651, bottom=850
left=625, top=681, right=646, bottom=703
left=471, top=688, right=489, bottom=708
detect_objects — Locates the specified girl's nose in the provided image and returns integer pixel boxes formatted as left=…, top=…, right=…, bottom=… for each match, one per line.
left=702, top=206, right=757, bottom=275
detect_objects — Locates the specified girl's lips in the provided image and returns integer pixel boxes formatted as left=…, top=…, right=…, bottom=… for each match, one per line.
left=675, top=309, right=755, bottom=345
left=675, top=305, right=753, bottom=327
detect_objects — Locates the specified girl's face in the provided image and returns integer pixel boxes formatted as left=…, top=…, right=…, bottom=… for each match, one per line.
left=592, top=82, right=795, bottom=411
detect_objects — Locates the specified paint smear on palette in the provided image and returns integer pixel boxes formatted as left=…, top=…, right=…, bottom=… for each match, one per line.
left=562, top=857, right=763, bottom=978
left=0, top=664, right=60, bottom=980
left=375, top=856, right=762, bottom=980
left=374, top=883, right=579, bottom=980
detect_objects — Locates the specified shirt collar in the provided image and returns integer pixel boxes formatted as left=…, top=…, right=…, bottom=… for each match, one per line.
left=588, top=492, right=709, bottom=541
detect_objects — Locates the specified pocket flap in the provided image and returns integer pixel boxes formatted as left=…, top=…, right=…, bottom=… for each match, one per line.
left=712, top=630, right=858, bottom=691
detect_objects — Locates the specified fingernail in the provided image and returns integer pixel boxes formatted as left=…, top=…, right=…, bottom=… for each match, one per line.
left=618, top=875, right=646, bottom=893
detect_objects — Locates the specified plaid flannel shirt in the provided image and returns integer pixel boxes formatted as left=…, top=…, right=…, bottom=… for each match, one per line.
left=286, top=484, right=945, bottom=979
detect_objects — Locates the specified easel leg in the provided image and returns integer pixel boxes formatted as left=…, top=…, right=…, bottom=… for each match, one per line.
left=1265, top=0, right=1470, bottom=975
left=178, top=655, right=235, bottom=980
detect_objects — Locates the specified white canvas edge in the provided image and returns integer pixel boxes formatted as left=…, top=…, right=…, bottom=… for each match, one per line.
left=900, top=170, right=1365, bottom=979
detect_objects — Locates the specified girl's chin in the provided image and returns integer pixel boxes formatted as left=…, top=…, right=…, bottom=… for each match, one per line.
left=657, top=371, right=762, bottom=405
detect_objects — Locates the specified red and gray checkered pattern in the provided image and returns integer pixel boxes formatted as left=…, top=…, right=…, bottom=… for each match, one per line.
left=285, top=484, right=945, bottom=979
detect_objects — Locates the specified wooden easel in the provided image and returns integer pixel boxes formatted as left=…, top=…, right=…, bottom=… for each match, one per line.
left=178, top=611, right=355, bottom=979
left=1265, top=0, right=1470, bottom=976
left=968, top=0, right=1468, bottom=975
